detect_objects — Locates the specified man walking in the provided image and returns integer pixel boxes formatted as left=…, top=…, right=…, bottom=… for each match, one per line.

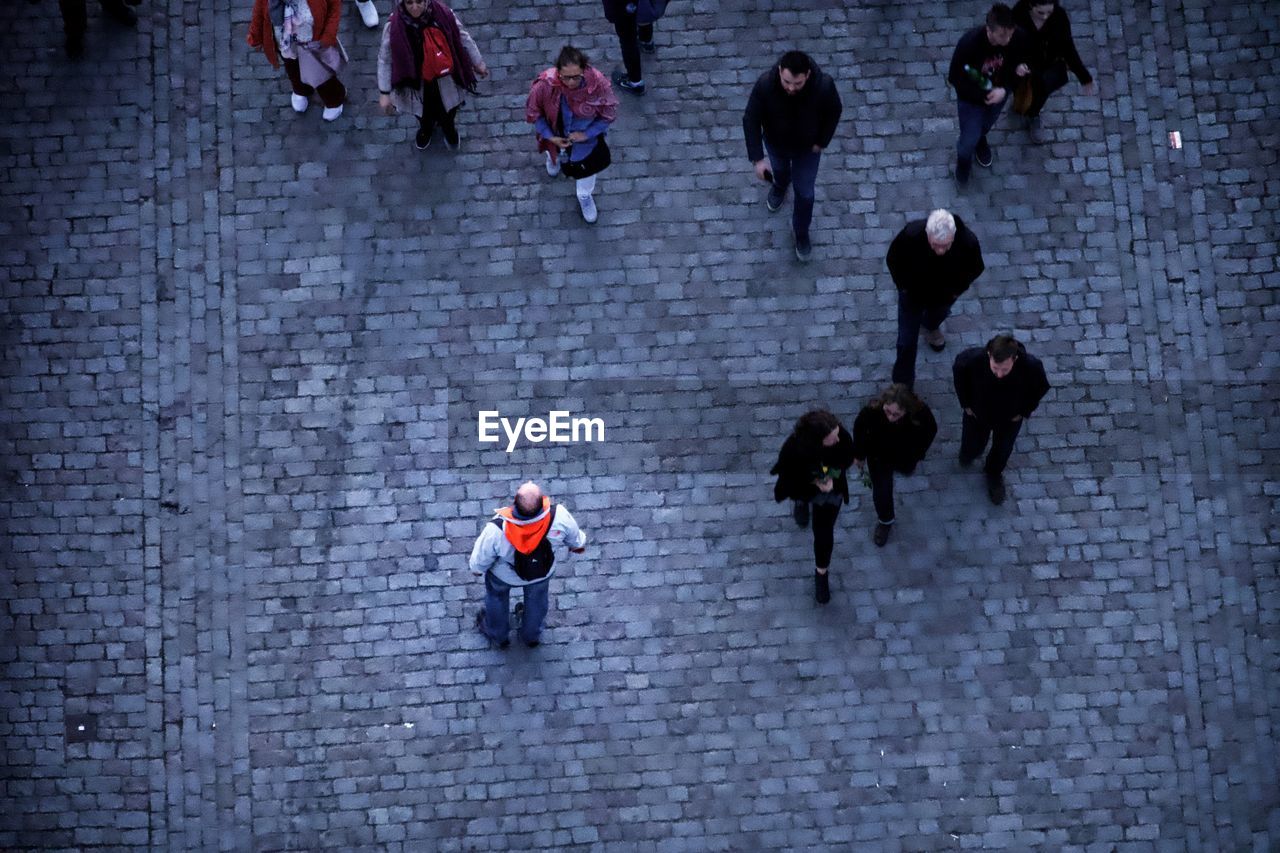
left=952, top=334, right=1050, bottom=505
left=947, top=3, right=1029, bottom=185
left=743, top=50, right=843, bottom=262
left=886, top=209, right=985, bottom=386
left=470, top=482, right=587, bottom=648
left=602, top=0, right=669, bottom=95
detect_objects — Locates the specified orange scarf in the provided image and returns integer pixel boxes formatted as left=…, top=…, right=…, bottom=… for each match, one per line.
left=496, top=496, right=553, bottom=554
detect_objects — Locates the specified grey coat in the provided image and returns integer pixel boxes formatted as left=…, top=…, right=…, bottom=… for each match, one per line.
left=376, top=12, right=483, bottom=116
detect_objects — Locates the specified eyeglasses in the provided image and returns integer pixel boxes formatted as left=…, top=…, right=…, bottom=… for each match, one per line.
left=559, top=73, right=583, bottom=82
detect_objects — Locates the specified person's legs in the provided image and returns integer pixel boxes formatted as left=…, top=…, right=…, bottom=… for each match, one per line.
left=789, top=148, right=821, bottom=243
left=282, top=58, right=315, bottom=98
left=59, top=0, right=88, bottom=56
left=764, top=141, right=791, bottom=194
left=811, top=501, right=839, bottom=569
left=955, top=99, right=986, bottom=183
left=575, top=173, right=598, bottom=223
left=99, top=0, right=136, bottom=26
left=480, top=571, right=512, bottom=643
left=892, top=290, right=925, bottom=386
left=1027, top=63, right=1069, bottom=118
left=984, top=418, right=1024, bottom=475
left=519, top=580, right=550, bottom=645
left=315, top=74, right=346, bottom=110
left=919, top=300, right=952, bottom=352
left=868, top=460, right=895, bottom=524
left=637, top=21, right=654, bottom=50
left=959, top=412, right=992, bottom=465
left=612, top=12, right=642, bottom=83
left=975, top=99, right=1007, bottom=163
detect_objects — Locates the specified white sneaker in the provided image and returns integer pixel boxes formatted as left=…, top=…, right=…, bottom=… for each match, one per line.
left=577, top=193, right=598, bottom=224
left=355, top=0, right=379, bottom=28
left=290, top=94, right=309, bottom=113
left=322, top=104, right=344, bottom=122
left=544, top=150, right=559, bottom=176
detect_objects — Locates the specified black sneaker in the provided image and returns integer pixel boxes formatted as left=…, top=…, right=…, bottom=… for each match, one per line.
left=873, top=522, right=892, bottom=547
left=65, top=34, right=84, bottom=59
left=955, top=158, right=971, bottom=187
left=975, top=138, right=993, bottom=167
left=986, top=472, right=1006, bottom=505
left=793, top=500, right=809, bottom=529
left=766, top=185, right=785, bottom=212
left=441, top=125, right=459, bottom=150
left=611, top=69, right=645, bottom=95
left=814, top=570, right=830, bottom=605
left=639, top=39, right=656, bottom=53
left=415, top=128, right=432, bottom=150
left=794, top=232, right=812, bottom=263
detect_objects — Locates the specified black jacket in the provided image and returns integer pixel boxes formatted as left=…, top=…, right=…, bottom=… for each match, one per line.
left=952, top=343, right=1051, bottom=422
left=948, top=25, right=1030, bottom=104
left=1012, top=0, right=1092, bottom=84
left=851, top=404, right=938, bottom=474
left=771, top=425, right=856, bottom=504
left=743, top=63, right=843, bottom=161
left=886, top=216, right=985, bottom=308
left=602, top=0, right=669, bottom=25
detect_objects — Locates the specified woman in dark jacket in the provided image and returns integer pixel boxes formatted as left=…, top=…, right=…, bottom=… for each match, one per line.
left=771, top=409, right=856, bottom=604
left=1011, top=0, right=1096, bottom=138
left=851, top=384, right=937, bottom=548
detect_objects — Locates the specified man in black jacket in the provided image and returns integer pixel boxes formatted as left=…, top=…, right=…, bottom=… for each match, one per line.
left=947, top=3, right=1030, bottom=185
left=952, top=334, right=1050, bottom=505
left=886, top=209, right=985, bottom=387
left=743, top=50, right=843, bottom=262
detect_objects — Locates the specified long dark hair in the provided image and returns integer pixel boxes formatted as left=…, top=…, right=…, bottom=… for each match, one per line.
left=792, top=408, right=841, bottom=449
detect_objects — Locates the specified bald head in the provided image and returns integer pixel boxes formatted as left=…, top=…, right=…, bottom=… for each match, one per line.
left=514, top=481, right=544, bottom=516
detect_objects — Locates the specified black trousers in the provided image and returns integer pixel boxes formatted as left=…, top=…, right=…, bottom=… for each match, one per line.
left=959, top=413, right=1023, bottom=475
left=1026, top=63, right=1069, bottom=119
left=612, top=10, right=654, bottom=83
left=58, top=0, right=130, bottom=38
left=810, top=501, right=840, bottom=569
left=282, top=57, right=346, bottom=108
left=418, top=80, right=458, bottom=137
left=867, top=459, right=903, bottom=524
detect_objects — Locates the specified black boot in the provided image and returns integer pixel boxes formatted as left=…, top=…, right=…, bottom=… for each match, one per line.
left=814, top=569, right=830, bottom=604
left=101, top=0, right=137, bottom=26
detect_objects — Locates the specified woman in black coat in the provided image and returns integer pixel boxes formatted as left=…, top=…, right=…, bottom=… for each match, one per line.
left=1011, top=0, right=1096, bottom=138
left=851, top=384, right=937, bottom=548
left=771, top=409, right=855, bottom=604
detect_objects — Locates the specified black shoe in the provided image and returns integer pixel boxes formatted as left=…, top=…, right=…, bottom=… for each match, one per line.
left=793, top=500, right=809, bottom=529
left=986, top=472, right=1006, bottom=505
left=612, top=70, right=645, bottom=95
left=958, top=455, right=975, bottom=469
left=766, top=185, right=785, bottom=212
left=476, top=609, right=509, bottom=648
left=955, top=158, right=971, bottom=187
left=65, top=34, right=84, bottom=58
left=794, top=232, right=812, bottom=263
left=873, top=522, right=892, bottom=547
left=415, top=128, right=432, bottom=150
left=975, top=138, right=993, bottom=167
left=639, top=39, right=656, bottom=53
left=814, top=570, right=830, bottom=604
left=441, top=124, right=459, bottom=150
left=102, top=0, right=137, bottom=26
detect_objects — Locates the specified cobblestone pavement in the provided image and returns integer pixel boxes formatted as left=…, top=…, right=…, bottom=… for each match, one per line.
left=2, top=0, right=1277, bottom=849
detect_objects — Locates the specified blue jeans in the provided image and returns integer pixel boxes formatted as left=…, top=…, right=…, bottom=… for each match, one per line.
left=481, top=571, right=549, bottom=645
left=955, top=97, right=1006, bottom=180
left=765, top=142, right=822, bottom=240
left=892, top=290, right=952, bottom=386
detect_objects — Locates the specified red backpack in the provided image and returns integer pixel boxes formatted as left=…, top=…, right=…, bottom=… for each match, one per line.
left=421, top=27, right=454, bottom=81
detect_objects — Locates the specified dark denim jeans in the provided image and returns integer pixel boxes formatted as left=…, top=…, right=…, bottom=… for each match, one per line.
left=612, top=10, right=654, bottom=83
left=959, top=412, right=1024, bottom=475
left=764, top=142, right=822, bottom=240
left=955, top=97, right=1006, bottom=180
left=481, top=571, right=549, bottom=645
left=892, top=290, right=952, bottom=387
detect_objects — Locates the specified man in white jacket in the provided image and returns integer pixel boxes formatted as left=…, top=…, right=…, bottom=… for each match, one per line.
left=469, top=482, right=587, bottom=648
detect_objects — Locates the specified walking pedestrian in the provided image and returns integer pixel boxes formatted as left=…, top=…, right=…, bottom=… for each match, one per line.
left=377, top=0, right=487, bottom=151
left=771, top=409, right=856, bottom=604
left=952, top=334, right=1050, bottom=505
left=947, top=3, right=1030, bottom=186
left=601, top=0, right=670, bottom=95
left=851, top=384, right=938, bottom=547
left=469, top=482, right=587, bottom=649
left=886, top=209, right=985, bottom=386
left=248, top=0, right=349, bottom=122
left=353, top=0, right=379, bottom=28
left=742, top=50, right=843, bottom=262
left=525, top=46, right=619, bottom=224
left=1011, top=0, right=1096, bottom=142
left=45, top=0, right=138, bottom=59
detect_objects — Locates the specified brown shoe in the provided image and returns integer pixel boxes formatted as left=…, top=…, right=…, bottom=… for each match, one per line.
left=924, top=328, right=945, bottom=352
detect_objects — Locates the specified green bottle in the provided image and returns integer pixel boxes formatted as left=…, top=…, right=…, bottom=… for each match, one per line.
left=963, top=64, right=993, bottom=91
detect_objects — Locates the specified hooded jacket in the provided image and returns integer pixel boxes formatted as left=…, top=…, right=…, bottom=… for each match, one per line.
left=886, top=215, right=985, bottom=308
left=743, top=61, right=843, bottom=161
left=771, top=425, right=856, bottom=504
left=952, top=343, right=1051, bottom=422
left=468, top=498, right=587, bottom=587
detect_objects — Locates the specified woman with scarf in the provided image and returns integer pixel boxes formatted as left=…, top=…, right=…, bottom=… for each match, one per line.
left=525, top=46, right=619, bottom=224
left=771, top=409, right=856, bottom=605
left=377, top=0, right=487, bottom=151
left=850, top=384, right=937, bottom=548
left=248, top=0, right=348, bottom=122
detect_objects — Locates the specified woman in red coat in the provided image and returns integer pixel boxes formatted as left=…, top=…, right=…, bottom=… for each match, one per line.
left=248, top=0, right=348, bottom=121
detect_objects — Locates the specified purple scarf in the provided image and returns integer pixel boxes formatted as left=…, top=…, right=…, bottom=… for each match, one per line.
left=387, top=0, right=478, bottom=93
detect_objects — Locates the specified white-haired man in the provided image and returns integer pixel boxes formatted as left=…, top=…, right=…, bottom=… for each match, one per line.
left=469, top=482, right=587, bottom=648
left=885, top=209, right=985, bottom=387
